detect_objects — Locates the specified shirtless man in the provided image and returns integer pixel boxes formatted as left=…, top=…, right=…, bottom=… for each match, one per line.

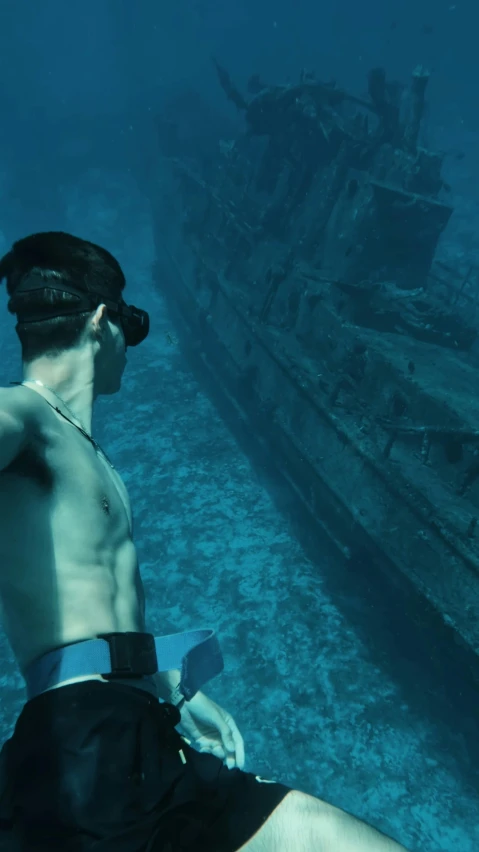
left=0, top=231, right=411, bottom=850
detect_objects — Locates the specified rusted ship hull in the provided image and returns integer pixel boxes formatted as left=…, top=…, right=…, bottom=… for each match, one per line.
left=152, top=233, right=479, bottom=669
left=149, top=65, right=479, bottom=676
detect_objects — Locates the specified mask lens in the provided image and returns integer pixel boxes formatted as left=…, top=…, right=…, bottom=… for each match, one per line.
left=121, top=308, right=149, bottom=347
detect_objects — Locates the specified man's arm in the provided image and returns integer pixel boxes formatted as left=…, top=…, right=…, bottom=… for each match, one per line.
left=0, top=388, right=38, bottom=471
left=155, top=669, right=183, bottom=702
left=138, top=582, right=183, bottom=703
left=138, top=575, right=183, bottom=703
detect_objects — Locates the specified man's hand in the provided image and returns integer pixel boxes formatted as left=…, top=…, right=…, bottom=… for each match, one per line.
left=177, top=691, right=245, bottom=770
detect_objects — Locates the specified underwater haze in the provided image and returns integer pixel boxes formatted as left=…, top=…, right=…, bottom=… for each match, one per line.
left=0, top=1, right=478, bottom=849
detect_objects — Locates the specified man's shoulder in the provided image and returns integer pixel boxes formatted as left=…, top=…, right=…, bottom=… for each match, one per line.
left=0, top=385, right=48, bottom=472
left=1, top=383, right=39, bottom=406
left=0, top=384, right=45, bottom=429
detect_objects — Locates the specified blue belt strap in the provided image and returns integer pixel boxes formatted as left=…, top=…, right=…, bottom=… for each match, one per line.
left=23, top=629, right=224, bottom=702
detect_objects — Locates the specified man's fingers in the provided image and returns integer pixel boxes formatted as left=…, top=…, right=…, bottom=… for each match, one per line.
left=227, top=720, right=245, bottom=770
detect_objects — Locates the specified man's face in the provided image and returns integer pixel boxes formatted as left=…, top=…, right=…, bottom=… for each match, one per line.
left=95, top=312, right=127, bottom=395
left=109, top=317, right=127, bottom=372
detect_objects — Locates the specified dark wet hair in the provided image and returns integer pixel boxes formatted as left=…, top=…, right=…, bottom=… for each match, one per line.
left=0, top=231, right=126, bottom=363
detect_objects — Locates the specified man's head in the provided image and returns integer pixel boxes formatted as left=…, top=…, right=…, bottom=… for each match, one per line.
left=0, top=231, right=129, bottom=396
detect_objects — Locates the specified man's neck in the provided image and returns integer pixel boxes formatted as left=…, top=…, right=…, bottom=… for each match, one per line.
left=22, top=356, right=95, bottom=434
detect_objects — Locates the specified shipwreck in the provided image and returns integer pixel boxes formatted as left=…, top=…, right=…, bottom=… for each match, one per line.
left=149, top=63, right=479, bottom=678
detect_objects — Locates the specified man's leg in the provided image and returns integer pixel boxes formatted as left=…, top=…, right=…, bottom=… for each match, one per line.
left=239, top=790, right=412, bottom=852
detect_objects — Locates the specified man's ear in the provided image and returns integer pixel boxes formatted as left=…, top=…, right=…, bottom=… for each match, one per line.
left=91, top=304, right=109, bottom=338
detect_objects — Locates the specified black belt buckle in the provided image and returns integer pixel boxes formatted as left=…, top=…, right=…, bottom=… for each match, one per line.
left=98, top=632, right=158, bottom=678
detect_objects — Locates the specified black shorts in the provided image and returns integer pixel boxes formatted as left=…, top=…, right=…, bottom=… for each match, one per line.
left=0, top=681, right=291, bottom=851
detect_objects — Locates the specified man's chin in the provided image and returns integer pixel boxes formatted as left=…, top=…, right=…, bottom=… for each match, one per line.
left=100, top=377, right=122, bottom=396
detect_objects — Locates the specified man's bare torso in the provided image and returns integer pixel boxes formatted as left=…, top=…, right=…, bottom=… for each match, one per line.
left=0, top=384, right=146, bottom=685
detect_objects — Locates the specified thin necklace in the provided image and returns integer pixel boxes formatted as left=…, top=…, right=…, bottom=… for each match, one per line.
left=10, top=379, right=115, bottom=469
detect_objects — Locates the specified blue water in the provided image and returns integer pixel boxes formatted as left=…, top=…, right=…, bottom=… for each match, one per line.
left=0, top=2, right=479, bottom=847
left=0, top=201, right=476, bottom=850
left=102, top=279, right=479, bottom=851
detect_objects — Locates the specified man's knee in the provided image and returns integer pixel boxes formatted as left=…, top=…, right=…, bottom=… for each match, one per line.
left=287, top=789, right=338, bottom=818
left=239, top=788, right=409, bottom=851
left=246, top=790, right=342, bottom=848
left=282, top=791, right=410, bottom=850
